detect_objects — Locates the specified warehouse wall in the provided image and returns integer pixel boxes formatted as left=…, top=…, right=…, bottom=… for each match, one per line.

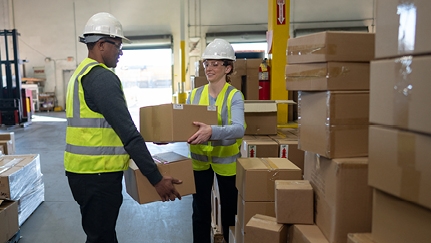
left=0, top=0, right=374, bottom=109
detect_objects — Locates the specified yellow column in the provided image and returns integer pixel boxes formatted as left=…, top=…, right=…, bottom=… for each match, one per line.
left=178, top=0, right=187, bottom=104
left=268, top=0, right=290, bottom=124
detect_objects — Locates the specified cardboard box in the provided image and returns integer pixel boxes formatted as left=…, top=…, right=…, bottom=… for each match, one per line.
left=298, top=91, right=369, bottom=158
left=275, top=180, right=313, bottom=224
left=243, top=59, right=262, bottom=100
left=269, top=132, right=304, bottom=174
left=0, top=200, right=18, bottom=243
left=124, top=152, right=195, bottom=204
left=368, top=126, right=431, bottom=210
left=0, top=154, right=41, bottom=200
left=369, top=56, right=431, bottom=135
left=375, top=0, right=431, bottom=59
left=286, top=32, right=375, bottom=64
left=285, top=62, right=370, bottom=91
left=229, top=75, right=242, bottom=91
left=140, top=103, right=218, bottom=142
left=193, top=76, right=208, bottom=88
left=229, top=226, right=236, bottom=243
left=237, top=194, right=276, bottom=234
left=244, top=100, right=277, bottom=135
left=235, top=215, right=244, bottom=243
left=304, top=152, right=372, bottom=243
left=372, top=189, right=431, bottom=243
left=244, top=214, right=288, bottom=243
left=347, top=233, right=375, bottom=243
left=195, top=60, right=205, bottom=77
left=0, top=140, right=14, bottom=155
left=289, top=224, right=329, bottom=243
left=234, top=59, right=247, bottom=76
left=0, top=132, right=15, bottom=155
left=236, top=157, right=302, bottom=202
left=240, top=135, right=279, bottom=158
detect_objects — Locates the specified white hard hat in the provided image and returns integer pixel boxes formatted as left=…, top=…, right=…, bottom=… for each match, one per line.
left=80, top=12, right=131, bottom=44
left=201, top=39, right=236, bottom=61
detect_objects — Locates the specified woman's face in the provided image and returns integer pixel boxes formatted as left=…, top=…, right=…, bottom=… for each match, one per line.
left=203, top=59, right=231, bottom=83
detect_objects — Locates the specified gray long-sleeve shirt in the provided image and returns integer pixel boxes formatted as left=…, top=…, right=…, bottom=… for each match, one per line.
left=186, top=88, right=245, bottom=140
left=81, top=66, right=163, bottom=185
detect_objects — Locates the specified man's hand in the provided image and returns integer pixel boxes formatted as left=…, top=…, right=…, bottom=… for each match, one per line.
left=187, top=122, right=212, bottom=145
left=154, top=176, right=182, bottom=202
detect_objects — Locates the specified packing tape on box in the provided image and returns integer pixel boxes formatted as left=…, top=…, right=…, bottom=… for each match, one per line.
left=285, top=66, right=351, bottom=82
left=261, top=158, right=280, bottom=196
left=393, top=56, right=413, bottom=127
left=397, top=131, right=421, bottom=202
left=287, top=44, right=337, bottom=56
left=397, top=2, right=417, bottom=54
left=0, top=158, right=24, bottom=174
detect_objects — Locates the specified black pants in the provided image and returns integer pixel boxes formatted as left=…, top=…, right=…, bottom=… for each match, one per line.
left=67, top=171, right=123, bottom=243
left=192, top=167, right=238, bottom=243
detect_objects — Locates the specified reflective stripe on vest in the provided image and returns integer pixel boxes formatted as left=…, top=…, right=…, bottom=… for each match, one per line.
left=64, top=58, right=129, bottom=174
left=189, top=83, right=244, bottom=176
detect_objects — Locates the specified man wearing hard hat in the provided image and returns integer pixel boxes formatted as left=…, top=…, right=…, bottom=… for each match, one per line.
left=64, top=12, right=182, bottom=243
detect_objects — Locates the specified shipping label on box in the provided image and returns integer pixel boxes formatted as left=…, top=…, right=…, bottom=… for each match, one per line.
left=275, top=180, right=313, bottom=225
left=285, top=62, right=370, bottom=91
left=236, top=157, right=302, bottom=202
left=140, top=103, right=218, bottom=142
left=369, top=56, right=431, bottom=135
left=375, top=0, right=431, bottom=59
left=304, top=151, right=372, bottom=243
left=286, top=31, right=375, bottom=64
left=244, top=214, right=288, bottom=243
left=298, top=91, right=369, bottom=158
left=289, top=224, right=329, bottom=243
left=368, top=126, right=431, bottom=210
left=372, top=189, right=431, bottom=243
left=124, top=152, right=195, bottom=204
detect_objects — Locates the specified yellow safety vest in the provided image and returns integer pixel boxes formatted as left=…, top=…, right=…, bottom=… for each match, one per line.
left=64, top=58, right=129, bottom=173
left=189, top=83, right=245, bottom=176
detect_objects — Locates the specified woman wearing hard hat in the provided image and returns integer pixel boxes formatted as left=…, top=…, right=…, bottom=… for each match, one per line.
left=187, top=39, right=245, bottom=243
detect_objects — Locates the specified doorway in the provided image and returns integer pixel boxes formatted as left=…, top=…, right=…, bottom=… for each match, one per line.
left=115, top=49, right=172, bottom=126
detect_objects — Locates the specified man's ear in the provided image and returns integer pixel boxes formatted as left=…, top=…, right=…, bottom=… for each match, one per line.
left=98, top=41, right=105, bottom=51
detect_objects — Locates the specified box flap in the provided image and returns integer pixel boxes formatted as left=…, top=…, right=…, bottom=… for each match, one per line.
left=244, top=100, right=277, bottom=113
left=275, top=180, right=312, bottom=190
left=153, top=152, right=188, bottom=164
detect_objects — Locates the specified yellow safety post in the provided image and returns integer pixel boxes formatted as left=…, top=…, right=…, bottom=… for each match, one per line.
left=177, top=0, right=187, bottom=104
left=268, top=0, right=290, bottom=125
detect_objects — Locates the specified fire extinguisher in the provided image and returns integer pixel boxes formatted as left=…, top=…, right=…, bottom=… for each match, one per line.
left=259, top=58, right=270, bottom=100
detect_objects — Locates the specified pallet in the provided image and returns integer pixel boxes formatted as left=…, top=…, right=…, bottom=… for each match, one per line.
left=7, top=229, right=21, bottom=243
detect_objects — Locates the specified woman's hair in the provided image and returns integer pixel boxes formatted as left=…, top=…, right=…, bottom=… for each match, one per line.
left=222, top=60, right=235, bottom=84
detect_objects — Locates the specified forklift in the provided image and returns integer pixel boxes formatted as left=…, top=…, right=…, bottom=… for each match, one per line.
left=0, top=29, right=32, bottom=126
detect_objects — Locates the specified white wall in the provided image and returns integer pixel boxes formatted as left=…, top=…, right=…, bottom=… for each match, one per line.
left=1, top=0, right=375, bottom=108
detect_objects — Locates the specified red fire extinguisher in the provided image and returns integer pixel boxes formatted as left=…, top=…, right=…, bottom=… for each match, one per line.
left=259, top=58, right=270, bottom=100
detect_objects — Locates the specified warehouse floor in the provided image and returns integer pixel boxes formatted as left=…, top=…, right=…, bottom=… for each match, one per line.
left=7, top=111, right=193, bottom=243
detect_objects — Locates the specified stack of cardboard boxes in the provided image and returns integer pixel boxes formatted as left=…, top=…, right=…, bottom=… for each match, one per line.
left=0, top=154, right=45, bottom=227
left=354, top=1, right=431, bottom=243
left=284, top=31, right=375, bottom=243
left=0, top=132, right=16, bottom=155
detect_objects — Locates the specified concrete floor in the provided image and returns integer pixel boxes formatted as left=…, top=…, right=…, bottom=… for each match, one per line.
left=4, top=111, right=193, bottom=243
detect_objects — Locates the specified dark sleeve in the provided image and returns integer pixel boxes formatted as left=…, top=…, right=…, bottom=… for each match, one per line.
left=81, top=67, right=163, bottom=185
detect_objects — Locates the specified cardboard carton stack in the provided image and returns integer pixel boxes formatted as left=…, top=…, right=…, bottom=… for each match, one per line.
left=0, top=199, right=19, bottom=243
left=194, top=58, right=263, bottom=100
left=366, top=1, right=431, bottom=242
left=285, top=31, right=375, bottom=243
left=235, top=157, right=302, bottom=242
left=0, top=154, right=45, bottom=226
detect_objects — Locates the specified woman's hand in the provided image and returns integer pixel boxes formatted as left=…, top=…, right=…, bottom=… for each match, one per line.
left=187, top=122, right=212, bottom=145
